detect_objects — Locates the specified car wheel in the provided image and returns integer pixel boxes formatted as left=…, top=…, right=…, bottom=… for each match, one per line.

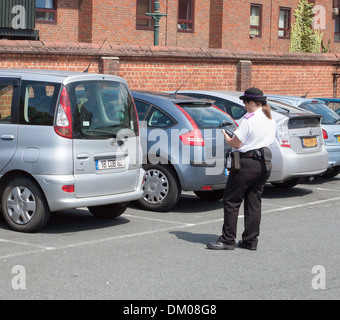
left=194, top=189, right=224, bottom=201
left=137, top=164, right=181, bottom=212
left=271, top=178, right=301, bottom=189
left=88, top=202, right=128, bottom=219
left=321, top=166, right=340, bottom=178
left=2, top=178, right=50, bottom=232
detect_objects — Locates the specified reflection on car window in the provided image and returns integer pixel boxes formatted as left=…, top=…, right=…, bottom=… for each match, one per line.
left=179, top=103, right=234, bottom=129
left=19, top=81, right=60, bottom=126
left=68, top=80, right=138, bottom=140
left=0, top=85, right=13, bottom=123
left=301, top=103, right=340, bottom=125
left=134, top=99, right=152, bottom=121
left=182, top=93, right=246, bottom=120
left=147, top=107, right=176, bottom=128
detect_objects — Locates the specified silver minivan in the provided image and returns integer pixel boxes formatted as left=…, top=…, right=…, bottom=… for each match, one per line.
left=0, top=69, right=145, bottom=232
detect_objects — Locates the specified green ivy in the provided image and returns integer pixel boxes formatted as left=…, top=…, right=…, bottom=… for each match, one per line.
left=289, top=0, right=323, bottom=53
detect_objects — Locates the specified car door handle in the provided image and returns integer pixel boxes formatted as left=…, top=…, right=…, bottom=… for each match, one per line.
left=77, top=153, right=89, bottom=160
left=1, top=135, right=14, bottom=141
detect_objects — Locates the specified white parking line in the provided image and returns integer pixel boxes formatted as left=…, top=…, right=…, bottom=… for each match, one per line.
left=1, top=196, right=340, bottom=260
left=308, top=187, right=340, bottom=192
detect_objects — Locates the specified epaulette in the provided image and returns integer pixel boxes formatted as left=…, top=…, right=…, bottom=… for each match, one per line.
left=244, top=113, right=254, bottom=119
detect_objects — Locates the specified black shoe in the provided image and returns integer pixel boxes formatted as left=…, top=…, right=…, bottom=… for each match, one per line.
left=207, top=241, right=235, bottom=250
left=238, top=240, right=257, bottom=251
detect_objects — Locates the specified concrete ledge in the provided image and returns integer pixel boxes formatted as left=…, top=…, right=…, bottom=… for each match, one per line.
left=0, top=40, right=339, bottom=63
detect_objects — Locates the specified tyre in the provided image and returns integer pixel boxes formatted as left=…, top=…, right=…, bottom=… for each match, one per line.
left=194, top=189, right=224, bottom=201
left=271, top=178, right=301, bottom=189
left=2, top=177, right=50, bottom=232
left=321, top=166, right=340, bottom=178
left=88, top=202, right=128, bottom=219
left=137, top=164, right=181, bottom=212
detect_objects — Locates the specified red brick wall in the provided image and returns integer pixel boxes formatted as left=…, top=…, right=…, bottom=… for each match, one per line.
left=252, top=62, right=335, bottom=97
left=36, top=0, right=79, bottom=42
left=0, top=40, right=339, bottom=98
left=33, top=0, right=340, bottom=54
left=221, top=0, right=338, bottom=52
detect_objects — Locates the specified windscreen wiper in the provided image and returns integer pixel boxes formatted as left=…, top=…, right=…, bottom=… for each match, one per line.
left=219, top=120, right=233, bottom=127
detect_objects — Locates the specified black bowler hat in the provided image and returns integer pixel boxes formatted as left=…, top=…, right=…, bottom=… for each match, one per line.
left=239, top=87, right=267, bottom=103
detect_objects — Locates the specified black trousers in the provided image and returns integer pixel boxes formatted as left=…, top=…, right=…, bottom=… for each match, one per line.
left=218, top=157, right=271, bottom=247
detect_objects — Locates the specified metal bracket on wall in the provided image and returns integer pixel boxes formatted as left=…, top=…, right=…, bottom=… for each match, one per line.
left=332, top=73, right=340, bottom=97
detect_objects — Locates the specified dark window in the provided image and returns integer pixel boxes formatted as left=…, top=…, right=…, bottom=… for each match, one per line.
left=181, top=93, right=247, bottom=120
left=335, top=16, right=340, bottom=42
left=250, top=4, right=262, bottom=37
left=147, top=107, right=176, bottom=128
left=136, top=0, right=154, bottom=30
left=0, top=84, right=14, bottom=123
left=178, top=0, right=194, bottom=32
left=278, top=7, right=291, bottom=38
left=36, top=0, right=57, bottom=23
left=134, top=99, right=176, bottom=128
left=19, top=81, right=60, bottom=126
left=178, top=103, right=234, bottom=129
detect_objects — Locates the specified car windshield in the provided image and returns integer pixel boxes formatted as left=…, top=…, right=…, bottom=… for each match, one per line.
left=300, top=102, right=340, bottom=125
left=178, top=103, right=234, bottom=129
left=67, top=80, right=138, bottom=139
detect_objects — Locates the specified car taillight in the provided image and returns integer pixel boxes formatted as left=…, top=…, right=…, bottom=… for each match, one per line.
left=322, top=129, right=328, bottom=140
left=62, top=185, right=74, bottom=193
left=54, top=87, right=73, bottom=139
left=277, top=118, right=291, bottom=147
left=175, top=104, right=205, bottom=146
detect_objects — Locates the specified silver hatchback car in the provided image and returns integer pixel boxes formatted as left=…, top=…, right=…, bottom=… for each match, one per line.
left=178, top=90, right=329, bottom=188
left=268, top=95, right=340, bottom=178
left=0, top=69, right=145, bottom=232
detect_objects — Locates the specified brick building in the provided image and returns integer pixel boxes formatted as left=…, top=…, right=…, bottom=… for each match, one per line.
left=1, top=0, right=340, bottom=98
left=1, top=0, right=340, bottom=52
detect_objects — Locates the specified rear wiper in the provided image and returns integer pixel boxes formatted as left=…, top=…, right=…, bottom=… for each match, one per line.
left=219, top=120, right=233, bottom=127
left=335, top=119, right=340, bottom=124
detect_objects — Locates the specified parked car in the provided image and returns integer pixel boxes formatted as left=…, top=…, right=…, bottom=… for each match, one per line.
left=177, top=90, right=328, bottom=188
left=315, top=97, right=340, bottom=118
left=315, top=98, right=340, bottom=113
left=131, top=91, right=237, bottom=211
left=269, top=95, right=340, bottom=178
left=0, top=69, right=145, bottom=232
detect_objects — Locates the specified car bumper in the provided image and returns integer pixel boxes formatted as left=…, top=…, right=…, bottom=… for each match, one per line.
left=325, top=145, right=340, bottom=167
left=174, top=160, right=227, bottom=191
left=269, top=146, right=328, bottom=182
left=33, top=168, right=145, bottom=212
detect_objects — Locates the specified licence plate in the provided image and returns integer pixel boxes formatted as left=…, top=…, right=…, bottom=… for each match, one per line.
left=95, top=158, right=125, bottom=170
left=302, top=137, right=318, bottom=148
left=337, top=135, right=340, bottom=143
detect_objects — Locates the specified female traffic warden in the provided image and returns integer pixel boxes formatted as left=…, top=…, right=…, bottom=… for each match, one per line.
left=207, top=87, right=276, bottom=251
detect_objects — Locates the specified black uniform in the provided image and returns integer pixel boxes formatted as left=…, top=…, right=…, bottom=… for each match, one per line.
left=207, top=87, right=276, bottom=251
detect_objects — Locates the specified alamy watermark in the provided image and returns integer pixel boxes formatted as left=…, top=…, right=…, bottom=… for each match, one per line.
left=11, top=265, right=26, bottom=290
left=312, top=265, right=326, bottom=290
left=11, top=5, right=26, bottom=30
left=312, top=5, right=326, bottom=30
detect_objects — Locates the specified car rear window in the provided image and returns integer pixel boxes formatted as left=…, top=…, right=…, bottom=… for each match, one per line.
left=178, top=103, right=235, bottom=129
left=67, top=80, right=139, bottom=139
left=288, top=117, right=320, bottom=129
left=300, top=103, right=340, bottom=125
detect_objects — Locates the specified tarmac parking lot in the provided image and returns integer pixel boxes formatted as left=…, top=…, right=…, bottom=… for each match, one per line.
left=0, top=176, right=340, bottom=301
